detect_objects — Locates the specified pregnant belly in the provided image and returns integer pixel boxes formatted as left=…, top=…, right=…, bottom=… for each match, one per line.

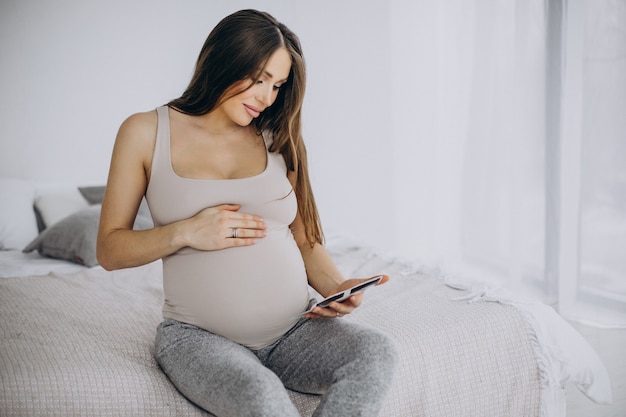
left=161, top=235, right=310, bottom=349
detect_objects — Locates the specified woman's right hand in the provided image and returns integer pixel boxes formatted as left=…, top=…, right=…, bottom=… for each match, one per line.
left=183, top=204, right=266, bottom=251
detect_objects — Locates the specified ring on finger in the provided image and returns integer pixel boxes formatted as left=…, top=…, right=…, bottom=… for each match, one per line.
left=231, top=228, right=238, bottom=239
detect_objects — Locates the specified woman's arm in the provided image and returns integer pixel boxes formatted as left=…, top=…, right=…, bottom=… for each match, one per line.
left=96, top=111, right=265, bottom=271
left=97, top=111, right=183, bottom=270
left=287, top=171, right=388, bottom=318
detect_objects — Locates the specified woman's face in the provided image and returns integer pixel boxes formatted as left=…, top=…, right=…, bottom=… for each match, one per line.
left=219, top=47, right=292, bottom=127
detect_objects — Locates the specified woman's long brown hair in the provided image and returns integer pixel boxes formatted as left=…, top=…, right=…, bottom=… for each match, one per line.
left=168, top=9, right=323, bottom=246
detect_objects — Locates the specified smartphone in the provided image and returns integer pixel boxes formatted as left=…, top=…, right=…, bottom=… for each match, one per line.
left=305, top=275, right=383, bottom=313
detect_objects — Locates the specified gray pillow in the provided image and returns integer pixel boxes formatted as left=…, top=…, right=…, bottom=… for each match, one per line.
left=78, top=186, right=106, bottom=204
left=78, top=185, right=152, bottom=219
left=23, top=205, right=153, bottom=267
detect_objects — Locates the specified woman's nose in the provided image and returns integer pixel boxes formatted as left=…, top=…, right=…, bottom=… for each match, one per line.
left=257, top=85, right=273, bottom=106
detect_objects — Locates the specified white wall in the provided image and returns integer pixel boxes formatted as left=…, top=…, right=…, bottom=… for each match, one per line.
left=1, top=1, right=573, bottom=274
left=0, top=0, right=395, bottom=251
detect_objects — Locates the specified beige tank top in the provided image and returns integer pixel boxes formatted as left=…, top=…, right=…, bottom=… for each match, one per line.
left=146, top=106, right=310, bottom=349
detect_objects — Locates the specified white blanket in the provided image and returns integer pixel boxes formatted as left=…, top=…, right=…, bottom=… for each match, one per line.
left=0, top=240, right=610, bottom=416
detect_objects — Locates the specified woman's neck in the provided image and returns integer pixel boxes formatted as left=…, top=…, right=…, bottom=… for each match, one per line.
left=192, top=109, right=252, bottom=138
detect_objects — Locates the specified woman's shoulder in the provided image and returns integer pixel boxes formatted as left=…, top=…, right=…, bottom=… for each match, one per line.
left=112, top=109, right=160, bottom=163
left=118, top=109, right=159, bottom=138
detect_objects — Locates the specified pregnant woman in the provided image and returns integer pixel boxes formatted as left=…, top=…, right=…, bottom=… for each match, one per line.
left=97, top=9, right=397, bottom=417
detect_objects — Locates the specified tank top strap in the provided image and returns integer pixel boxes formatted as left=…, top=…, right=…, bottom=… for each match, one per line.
left=150, top=106, right=171, bottom=182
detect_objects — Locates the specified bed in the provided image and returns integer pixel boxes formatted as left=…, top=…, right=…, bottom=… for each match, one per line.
left=0, top=178, right=613, bottom=416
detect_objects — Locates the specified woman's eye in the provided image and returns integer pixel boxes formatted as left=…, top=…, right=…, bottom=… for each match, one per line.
left=273, top=85, right=282, bottom=91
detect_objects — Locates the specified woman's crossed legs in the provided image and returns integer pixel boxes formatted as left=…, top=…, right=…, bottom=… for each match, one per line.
left=155, top=316, right=397, bottom=417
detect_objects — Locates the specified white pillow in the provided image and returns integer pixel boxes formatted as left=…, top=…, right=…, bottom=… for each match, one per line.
left=0, top=178, right=39, bottom=250
left=35, top=187, right=89, bottom=228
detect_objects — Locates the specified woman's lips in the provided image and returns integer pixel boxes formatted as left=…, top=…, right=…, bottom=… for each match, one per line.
left=244, top=104, right=261, bottom=118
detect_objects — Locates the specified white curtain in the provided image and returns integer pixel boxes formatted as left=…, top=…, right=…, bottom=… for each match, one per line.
left=389, top=0, right=626, bottom=326
left=567, top=0, right=626, bottom=326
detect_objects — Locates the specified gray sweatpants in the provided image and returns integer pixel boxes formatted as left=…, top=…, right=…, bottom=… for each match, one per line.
left=154, top=313, right=398, bottom=417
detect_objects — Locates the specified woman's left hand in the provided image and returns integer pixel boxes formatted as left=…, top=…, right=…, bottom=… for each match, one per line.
left=305, top=275, right=389, bottom=319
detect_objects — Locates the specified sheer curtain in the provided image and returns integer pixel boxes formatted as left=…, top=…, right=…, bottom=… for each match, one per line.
left=564, top=0, right=626, bottom=326
left=389, top=0, right=625, bottom=326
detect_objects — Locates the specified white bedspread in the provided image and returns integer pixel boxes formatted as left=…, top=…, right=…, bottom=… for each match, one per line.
left=0, top=240, right=611, bottom=416
left=0, top=250, right=86, bottom=278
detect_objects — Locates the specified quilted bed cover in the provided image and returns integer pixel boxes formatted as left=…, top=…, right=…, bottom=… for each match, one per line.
left=0, top=240, right=582, bottom=417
